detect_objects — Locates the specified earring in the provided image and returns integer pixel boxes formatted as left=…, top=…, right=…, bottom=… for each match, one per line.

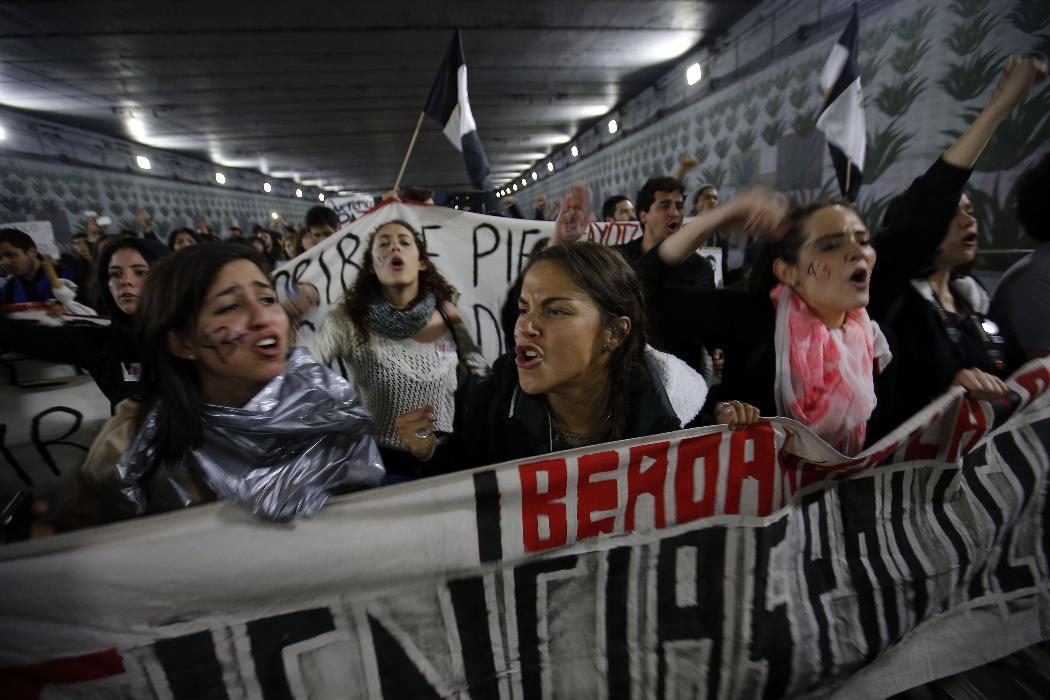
left=602, top=343, right=611, bottom=352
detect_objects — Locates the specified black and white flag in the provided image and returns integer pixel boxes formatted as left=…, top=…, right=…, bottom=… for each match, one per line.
left=816, top=4, right=865, bottom=200
left=423, top=30, right=492, bottom=192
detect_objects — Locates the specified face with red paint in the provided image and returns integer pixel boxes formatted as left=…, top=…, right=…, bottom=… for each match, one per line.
left=170, top=259, right=289, bottom=407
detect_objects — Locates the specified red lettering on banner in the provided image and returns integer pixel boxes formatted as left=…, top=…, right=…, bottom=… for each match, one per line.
left=946, top=399, right=989, bottom=462
left=903, top=414, right=943, bottom=462
left=520, top=459, right=569, bottom=553
left=724, top=423, right=777, bottom=515
left=1013, top=365, right=1050, bottom=411
left=0, top=649, right=124, bottom=700
left=625, top=441, right=670, bottom=531
left=577, top=450, right=620, bottom=540
left=675, top=433, right=723, bottom=525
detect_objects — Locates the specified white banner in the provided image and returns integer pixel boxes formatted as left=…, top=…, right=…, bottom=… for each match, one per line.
left=6, top=220, right=59, bottom=258
left=0, top=360, right=1047, bottom=698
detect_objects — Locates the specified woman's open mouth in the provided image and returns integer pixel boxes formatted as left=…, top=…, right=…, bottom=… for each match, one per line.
left=849, top=268, right=869, bottom=289
left=253, top=335, right=282, bottom=358
left=515, top=344, right=542, bottom=369
left=390, top=256, right=405, bottom=271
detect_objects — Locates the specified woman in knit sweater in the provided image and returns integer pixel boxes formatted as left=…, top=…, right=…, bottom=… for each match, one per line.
left=311, top=219, right=488, bottom=481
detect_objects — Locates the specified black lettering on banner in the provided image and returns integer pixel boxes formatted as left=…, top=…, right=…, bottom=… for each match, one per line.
left=154, top=630, right=229, bottom=700
left=31, top=406, right=87, bottom=477
left=318, top=254, right=335, bottom=306
left=421, top=224, right=442, bottom=258
left=749, top=515, right=792, bottom=699
left=448, top=575, right=501, bottom=700
left=335, top=233, right=362, bottom=294
left=473, top=470, right=503, bottom=563
left=988, top=429, right=1039, bottom=594
left=656, top=527, right=727, bottom=700
left=473, top=304, right=502, bottom=357
left=513, top=554, right=579, bottom=700
left=929, top=468, right=972, bottom=609
left=605, top=546, right=632, bottom=700
left=505, top=229, right=514, bottom=283
left=473, top=224, right=500, bottom=287
left=246, top=608, right=335, bottom=700
left=837, top=478, right=900, bottom=660
left=888, top=470, right=930, bottom=626
left=369, top=615, right=442, bottom=700
left=800, top=492, right=837, bottom=678
left=962, top=444, right=1005, bottom=601
left=272, top=259, right=314, bottom=300
left=0, top=423, right=32, bottom=486
left=517, top=229, right=542, bottom=277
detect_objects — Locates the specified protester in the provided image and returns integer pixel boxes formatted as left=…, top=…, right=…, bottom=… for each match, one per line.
left=167, top=227, right=199, bottom=252
left=870, top=56, right=1046, bottom=433
left=691, top=184, right=720, bottom=215
left=634, top=192, right=894, bottom=454
left=990, top=151, right=1050, bottom=363
left=0, top=228, right=78, bottom=304
left=133, top=209, right=162, bottom=243
left=398, top=242, right=758, bottom=466
left=90, top=243, right=384, bottom=523
left=227, top=226, right=244, bottom=240
left=601, top=195, right=636, bottom=223
left=306, top=205, right=341, bottom=241
left=311, top=220, right=488, bottom=481
left=0, top=237, right=169, bottom=405
left=500, top=183, right=593, bottom=350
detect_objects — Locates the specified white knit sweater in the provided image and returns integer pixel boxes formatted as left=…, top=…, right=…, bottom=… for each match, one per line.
left=311, top=307, right=458, bottom=450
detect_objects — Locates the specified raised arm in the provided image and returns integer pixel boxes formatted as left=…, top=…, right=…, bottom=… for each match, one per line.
left=654, top=189, right=788, bottom=266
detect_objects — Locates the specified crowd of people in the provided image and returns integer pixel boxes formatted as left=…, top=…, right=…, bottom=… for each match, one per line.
left=0, top=56, right=1046, bottom=535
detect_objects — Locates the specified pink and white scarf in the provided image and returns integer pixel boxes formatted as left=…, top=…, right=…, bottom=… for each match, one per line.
left=771, top=284, right=891, bottom=455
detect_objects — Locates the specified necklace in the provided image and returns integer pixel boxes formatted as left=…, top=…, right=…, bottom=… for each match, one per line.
left=546, top=409, right=611, bottom=450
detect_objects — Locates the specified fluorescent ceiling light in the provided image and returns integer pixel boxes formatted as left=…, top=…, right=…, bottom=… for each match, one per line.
left=135, top=155, right=151, bottom=170
left=295, top=188, right=303, bottom=198
left=263, top=182, right=272, bottom=193
left=571, top=145, right=579, bottom=157
left=687, top=62, right=702, bottom=85
left=546, top=162, right=554, bottom=172
left=608, top=119, right=618, bottom=134
left=215, top=172, right=226, bottom=185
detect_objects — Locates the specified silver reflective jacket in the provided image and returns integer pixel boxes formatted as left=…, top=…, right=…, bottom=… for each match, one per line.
left=114, top=346, right=385, bottom=522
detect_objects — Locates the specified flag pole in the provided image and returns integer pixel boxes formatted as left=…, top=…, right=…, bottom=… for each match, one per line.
left=845, top=159, right=852, bottom=198
left=394, top=112, right=426, bottom=191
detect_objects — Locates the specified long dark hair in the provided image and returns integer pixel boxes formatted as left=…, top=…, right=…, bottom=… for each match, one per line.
left=343, top=219, right=456, bottom=339
left=521, top=242, right=649, bottom=442
left=134, top=243, right=272, bottom=469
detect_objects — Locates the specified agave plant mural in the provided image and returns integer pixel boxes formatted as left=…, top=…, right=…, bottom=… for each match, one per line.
left=788, top=83, right=810, bottom=110
left=895, top=6, right=936, bottom=42
left=945, top=86, right=1050, bottom=172
left=859, top=55, right=885, bottom=89
left=859, top=21, right=895, bottom=55
left=948, top=0, right=989, bottom=16
left=865, top=120, right=912, bottom=183
left=853, top=191, right=895, bottom=233
left=875, top=75, right=927, bottom=117
left=700, top=165, right=726, bottom=189
left=714, top=137, right=732, bottom=160
left=890, top=37, right=932, bottom=74
left=762, top=119, right=786, bottom=146
left=731, top=153, right=759, bottom=188
left=945, top=12, right=998, bottom=56
left=735, top=129, right=756, bottom=153
left=791, top=107, right=819, bottom=136
left=939, top=49, right=1001, bottom=101
left=763, top=93, right=783, bottom=118
left=1008, top=0, right=1050, bottom=33
left=744, top=104, right=760, bottom=125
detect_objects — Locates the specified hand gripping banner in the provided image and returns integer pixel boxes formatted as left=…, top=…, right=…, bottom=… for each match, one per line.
left=1, top=358, right=1048, bottom=698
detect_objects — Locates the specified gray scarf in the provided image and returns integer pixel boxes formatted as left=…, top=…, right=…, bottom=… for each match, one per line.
left=366, top=293, right=437, bottom=339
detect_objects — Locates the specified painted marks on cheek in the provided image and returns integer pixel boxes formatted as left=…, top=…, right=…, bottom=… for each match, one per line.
left=806, top=262, right=831, bottom=280
left=199, top=325, right=249, bottom=363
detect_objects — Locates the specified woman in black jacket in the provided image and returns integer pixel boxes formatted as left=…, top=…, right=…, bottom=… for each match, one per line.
left=635, top=195, right=893, bottom=455
left=396, top=242, right=758, bottom=467
left=868, top=55, right=1046, bottom=434
left=0, top=237, right=169, bottom=407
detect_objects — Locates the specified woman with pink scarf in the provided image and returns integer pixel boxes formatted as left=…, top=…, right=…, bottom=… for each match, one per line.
left=634, top=194, right=890, bottom=455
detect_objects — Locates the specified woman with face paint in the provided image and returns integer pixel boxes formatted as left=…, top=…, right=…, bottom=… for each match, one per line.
left=396, top=242, right=758, bottom=467
left=89, top=243, right=384, bottom=523
left=868, top=56, right=1047, bottom=437
left=311, top=219, right=488, bottom=481
left=632, top=192, right=891, bottom=455
left=0, top=237, right=169, bottom=406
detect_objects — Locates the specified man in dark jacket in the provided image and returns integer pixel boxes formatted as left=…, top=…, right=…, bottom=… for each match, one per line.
left=0, top=228, right=77, bottom=305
